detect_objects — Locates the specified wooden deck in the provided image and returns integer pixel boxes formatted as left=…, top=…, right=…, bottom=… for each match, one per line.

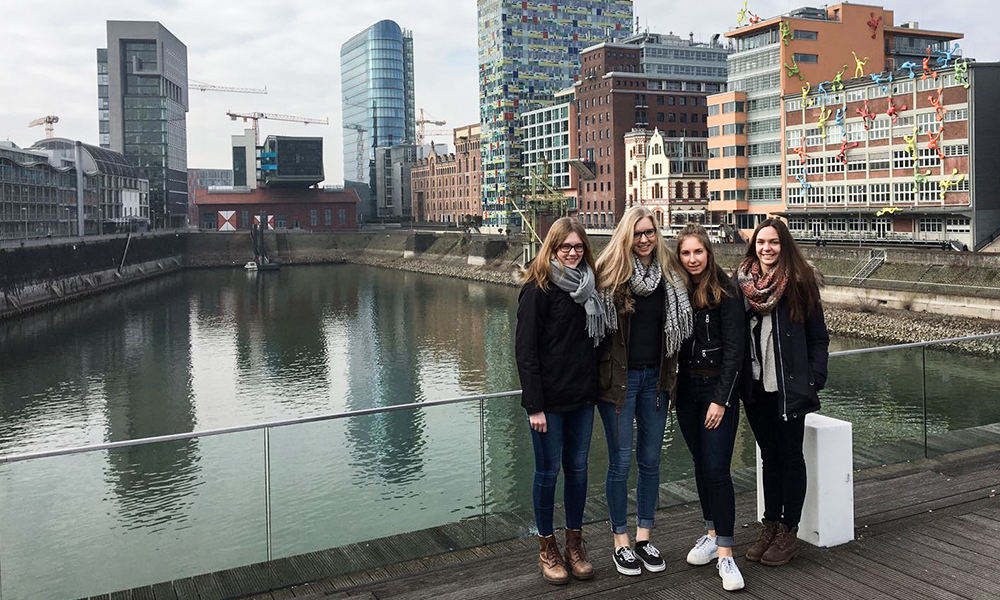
left=85, top=438, right=1000, bottom=600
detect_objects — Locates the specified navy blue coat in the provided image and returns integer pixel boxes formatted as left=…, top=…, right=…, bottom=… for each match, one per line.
left=737, top=289, right=830, bottom=420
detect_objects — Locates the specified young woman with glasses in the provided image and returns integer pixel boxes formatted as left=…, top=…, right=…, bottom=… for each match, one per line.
left=737, top=218, right=829, bottom=567
left=674, top=224, right=745, bottom=591
left=594, top=206, right=693, bottom=576
left=515, top=217, right=608, bottom=585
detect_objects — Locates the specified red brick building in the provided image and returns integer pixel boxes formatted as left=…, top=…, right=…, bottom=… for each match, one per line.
left=194, top=187, right=359, bottom=231
left=574, top=34, right=728, bottom=228
left=411, top=124, right=482, bottom=224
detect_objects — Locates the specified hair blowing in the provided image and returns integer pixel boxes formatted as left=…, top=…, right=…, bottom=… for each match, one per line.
left=744, top=218, right=822, bottom=321
left=676, top=224, right=729, bottom=309
left=596, top=205, right=684, bottom=293
left=521, top=217, right=596, bottom=291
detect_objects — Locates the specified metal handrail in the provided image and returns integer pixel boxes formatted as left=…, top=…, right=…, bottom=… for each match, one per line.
left=2, top=332, right=999, bottom=465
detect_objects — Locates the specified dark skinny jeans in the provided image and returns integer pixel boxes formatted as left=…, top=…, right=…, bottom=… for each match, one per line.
left=744, top=387, right=807, bottom=529
left=528, top=405, right=594, bottom=536
left=675, top=373, right=739, bottom=547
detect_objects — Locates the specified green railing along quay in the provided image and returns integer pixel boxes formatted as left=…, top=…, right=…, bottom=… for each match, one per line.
left=1, top=333, right=999, bottom=600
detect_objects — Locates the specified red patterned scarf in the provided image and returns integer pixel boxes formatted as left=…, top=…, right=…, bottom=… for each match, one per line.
left=737, top=258, right=788, bottom=314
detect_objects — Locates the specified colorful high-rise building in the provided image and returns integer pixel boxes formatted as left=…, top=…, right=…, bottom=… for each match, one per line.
left=477, top=0, right=632, bottom=231
left=706, top=4, right=963, bottom=233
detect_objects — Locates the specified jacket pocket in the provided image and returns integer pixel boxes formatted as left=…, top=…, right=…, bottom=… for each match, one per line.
left=599, top=356, right=613, bottom=391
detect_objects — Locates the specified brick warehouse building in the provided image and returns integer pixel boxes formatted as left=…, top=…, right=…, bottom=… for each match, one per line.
left=574, top=32, right=730, bottom=229
left=411, top=124, right=481, bottom=224
left=194, top=187, right=359, bottom=231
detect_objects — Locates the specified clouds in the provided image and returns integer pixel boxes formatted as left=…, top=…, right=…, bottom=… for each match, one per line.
left=0, top=1, right=993, bottom=184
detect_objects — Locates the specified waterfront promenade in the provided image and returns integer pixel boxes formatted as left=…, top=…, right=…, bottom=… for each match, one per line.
left=87, top=440, right=1000, bottom=600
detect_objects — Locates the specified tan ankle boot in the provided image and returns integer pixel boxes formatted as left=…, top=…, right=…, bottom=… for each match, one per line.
left=563, top=529, right=594, bottom=580
left=538, top=535, right=570, bottom=584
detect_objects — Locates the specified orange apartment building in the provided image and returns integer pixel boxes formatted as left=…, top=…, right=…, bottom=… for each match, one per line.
left=411, top=124, right=482, bottom=224
left=706, top=3, right=962, bottom=234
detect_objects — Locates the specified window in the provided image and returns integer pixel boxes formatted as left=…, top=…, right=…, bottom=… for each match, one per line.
left=917, top=112, right=941, bottom=134
left=919, top=218, right=944, bottom=232
left=944, top=144, right=969, bottom=157
left=789, top=218, right=807, bottom=231
left=793, top=53, right=818, bottom=64
left=708, top=126, right=720, bottom=137
left=944, top=108, right=969, bottom=122
left=794, top=30, right=818, bottom=40
left=947, top=217, right=971, bottom=233
left=870, top=183, right=890, bottom=203
left=787, top=159, right=803, bottom=177
left=786, top=98, right=802, bottom=111
left=893, top=115, right=914, bottom=138
left=847, top=154, right=866, bottom=172
left=848, top=184, right=867, bottom=204
left=787, top=186, right=805, bottom=205
left=829, top=218, right=847, bottom=231
left=310, top=209, right=318, bottom=226
left=806, top=185, right=824, bottom=204
left=893, top=150, right=914, bottom=170
left=786, top=129, right=803, bottom=149
left=747, top=187, right=782, bottom=201
left=870, top=117, right=890, bottom=141
left=846, top=89, right=865, bottom=103
left=339, top=208, right=347, bottom=225
left=846, top=121, right=865, bottom=142
left=806, top=157, right=823, bottom=175
left=826, top=185, right=845, bottom=204
left=893, top=182, right=914, bottom=204
left=708, top=104, right=720, bottom=116
left=870, top=152, right=890, bottom=171
left=918, top=147, right=941, bottom=168
left=892, top=81, right=913, bottom=95
left=748, top=164, right=782, bottom=178
left=917, top=181, right=938, bottom=202
left=826, top=156, right=844, bottom=174
left=805, top=128, right=823, bottom=147
left=324, top=209, right=332, bottom=226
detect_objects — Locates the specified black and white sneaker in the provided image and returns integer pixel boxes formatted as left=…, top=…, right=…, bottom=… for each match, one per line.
left=613, top=545, right=642, bottom=576
left=634, top=540, right=666, bottom=572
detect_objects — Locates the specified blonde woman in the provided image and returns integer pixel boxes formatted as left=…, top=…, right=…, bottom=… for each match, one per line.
left=595, top=206, right=693, bottom=576
left=515, top=217, right=607, bottom=585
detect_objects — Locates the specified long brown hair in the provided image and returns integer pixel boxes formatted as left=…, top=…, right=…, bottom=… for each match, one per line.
left=676, top=224, right=729, bottom=309
left=595, top=205, right=684, bottom=293
left=521, top=217, right=596, bottom=291
left=743, top=218, right=821, bottom=321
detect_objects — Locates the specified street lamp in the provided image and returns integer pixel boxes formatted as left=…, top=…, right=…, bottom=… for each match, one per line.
left=21, top=207, right=27, bottom=240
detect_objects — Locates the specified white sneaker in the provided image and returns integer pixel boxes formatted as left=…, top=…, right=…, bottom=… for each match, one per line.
left=717, top=556, right=745, bottom=591
left=686, top=534, right=718, bottom=565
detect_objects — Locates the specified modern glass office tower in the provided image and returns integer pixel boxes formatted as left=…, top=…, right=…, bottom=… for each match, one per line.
left=477, top=0, right=632, bottom=230
left=341, top=20, right=415, bottom=221
left=98, top=21, right=189, bottom=229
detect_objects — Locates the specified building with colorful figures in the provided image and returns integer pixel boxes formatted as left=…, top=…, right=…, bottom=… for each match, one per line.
left=781, top=60, right=999, bottom=250
left=706, top=2, right=964, bottom=237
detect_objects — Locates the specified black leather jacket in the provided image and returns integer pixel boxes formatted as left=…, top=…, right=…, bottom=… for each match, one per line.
left=678, top=274, right=744, bottom=407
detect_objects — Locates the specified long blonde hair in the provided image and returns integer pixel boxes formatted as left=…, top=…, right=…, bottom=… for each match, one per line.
left=596, top=206, right=683, bottom=293
left=521, top=217, right=596, bottom=291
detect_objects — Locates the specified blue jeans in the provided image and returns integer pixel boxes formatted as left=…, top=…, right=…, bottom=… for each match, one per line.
left=675, top=373, right=739, bottom=547
left=597, top=366, right=668, bottom=534
left=528, top=405, right=595, bottom=536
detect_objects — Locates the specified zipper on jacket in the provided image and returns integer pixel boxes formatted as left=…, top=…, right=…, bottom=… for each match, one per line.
left=724, top=369, right=739, bottom=408
left=705, top=313, right=711, bottom=342
left=774, top=316, right=789, bottom=421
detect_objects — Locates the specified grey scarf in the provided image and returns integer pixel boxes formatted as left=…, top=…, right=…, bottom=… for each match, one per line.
left=748, top=309, right=778, bottom=392
left=549, top=260, right=608, bottom=347
left=601, top=254, right=694, bottom=357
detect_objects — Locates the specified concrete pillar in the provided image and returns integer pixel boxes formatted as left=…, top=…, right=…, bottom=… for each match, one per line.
left=756, top=413, right=854, bottom=547
left=74, top=141, right=86, bottom=236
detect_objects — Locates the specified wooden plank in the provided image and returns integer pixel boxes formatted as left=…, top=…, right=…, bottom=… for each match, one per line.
left=812, top=549, right=964, bottom=600
left=151, top=582, right=177, bottom=600
left=171, top=579, right=200, bottom=600
left=850, top=537, right=1000, bottom=598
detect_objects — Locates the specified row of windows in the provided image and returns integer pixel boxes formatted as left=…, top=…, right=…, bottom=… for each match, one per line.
left=787, top=180, right=970, bottom=205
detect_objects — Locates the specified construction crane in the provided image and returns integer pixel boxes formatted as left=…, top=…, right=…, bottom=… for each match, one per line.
left=28, top=115, right=59, bottom=139
left=191, top=79, right=267, bottom=94
left=508, top=158, right=570, bottom=263
left=226, top=111, right=329, bottom=147
left=344, top=123, right=368, bottom=182
left=415, top=108, right=446, bottom=146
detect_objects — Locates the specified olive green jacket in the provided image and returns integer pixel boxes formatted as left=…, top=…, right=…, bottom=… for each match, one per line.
left=597, top=289, right=680, bottom=409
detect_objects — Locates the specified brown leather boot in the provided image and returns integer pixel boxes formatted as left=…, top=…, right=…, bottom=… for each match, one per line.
left=760, top=524, right=800, bottom=566
left=746, top=519, right=778, bottom=562
left=538, top=535, right=570, bottom=584
left=563, top=529, right=594, bottom=580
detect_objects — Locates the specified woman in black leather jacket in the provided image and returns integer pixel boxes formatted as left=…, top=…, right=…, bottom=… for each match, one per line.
left=674, top=224, right=746, bottom=592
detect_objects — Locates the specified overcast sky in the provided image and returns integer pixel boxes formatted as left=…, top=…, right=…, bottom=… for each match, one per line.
left=1, top=1, right=994, bottom=184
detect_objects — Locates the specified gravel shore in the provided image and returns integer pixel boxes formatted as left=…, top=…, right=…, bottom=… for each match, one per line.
left=340, top=254, right=1000, bottom=356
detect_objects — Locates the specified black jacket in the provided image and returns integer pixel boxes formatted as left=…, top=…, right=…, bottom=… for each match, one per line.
left=737, top=284, right=830, bottom=420
left=516, top=280, right=599, bottom=414
left=678, top=274, right=744, bottom=407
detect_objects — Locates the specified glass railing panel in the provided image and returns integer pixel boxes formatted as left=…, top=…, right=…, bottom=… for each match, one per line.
left=267, top=401, right=485, bottom=576
left=924, top=340, right=1000, bottom=457
left=0, top=431, right=267, bottom=600
left=821, top=346, right=927, bottom=467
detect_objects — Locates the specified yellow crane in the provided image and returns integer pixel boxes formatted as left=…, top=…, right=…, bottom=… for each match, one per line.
left=28, top=115, right=59, bottom=139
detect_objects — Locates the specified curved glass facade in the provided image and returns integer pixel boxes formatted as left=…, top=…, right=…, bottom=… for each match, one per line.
left=341, top=20, right=415, bottom=219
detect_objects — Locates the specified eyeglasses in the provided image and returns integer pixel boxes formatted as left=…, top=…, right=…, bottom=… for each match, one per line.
left=557, top=243, right=586, bottom=254
left=633, top=228, right=657, bottom=240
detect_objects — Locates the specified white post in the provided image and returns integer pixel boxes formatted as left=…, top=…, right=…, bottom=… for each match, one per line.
left=756, top=413, right=854, bottom=547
